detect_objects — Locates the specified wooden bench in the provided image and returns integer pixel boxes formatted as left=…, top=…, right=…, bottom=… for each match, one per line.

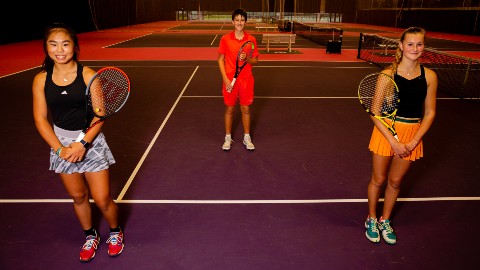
left=262, top=34, right=296, bottom=52
left=255, top=23, right=278, bottom=32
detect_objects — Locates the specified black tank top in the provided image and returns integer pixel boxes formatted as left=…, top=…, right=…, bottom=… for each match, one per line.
left=394, top=65, right=428, bottom=118
left=45, top=64, right=90, bottom=130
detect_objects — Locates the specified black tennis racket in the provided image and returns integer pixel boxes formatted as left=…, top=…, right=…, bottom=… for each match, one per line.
left=75, top=67, right=131, bottom=142
left=358, top=72, right=400, bottom=141
left=228, top=40, right=255, bottom=93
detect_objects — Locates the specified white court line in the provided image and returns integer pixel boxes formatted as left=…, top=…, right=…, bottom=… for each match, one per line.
left=211, top=34, right=219, bottom=46
left=104, top=33, right=152, bottom=48
left=0, top=66, right=41, bottom=79
left=1, top=197, right=479, bottom=204
left=115, top=66, right=200, bottom=201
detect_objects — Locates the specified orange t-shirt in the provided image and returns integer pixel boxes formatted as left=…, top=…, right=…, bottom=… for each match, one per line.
left=218, top=31, right=259, bottom=79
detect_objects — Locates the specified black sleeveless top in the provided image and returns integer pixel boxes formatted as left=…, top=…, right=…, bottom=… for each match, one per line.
left=45, top=64, right=90, bottom=130
left=394, top=65, right=428, bottom=118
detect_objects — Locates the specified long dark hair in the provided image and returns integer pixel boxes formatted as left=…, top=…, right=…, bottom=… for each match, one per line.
left=391, top=26, right=426, bottom=73
left=41, top=22, right=80, bottom=72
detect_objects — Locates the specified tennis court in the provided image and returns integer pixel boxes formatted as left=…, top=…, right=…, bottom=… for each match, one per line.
left=0, top=21, right=479, bottom=270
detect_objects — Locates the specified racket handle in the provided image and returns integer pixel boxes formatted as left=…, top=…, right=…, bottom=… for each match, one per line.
left=227, top=78, right=237, bottom=93
left=75, top=132, right=86, bottom=142
left=394, top=134, right=399, bottom=141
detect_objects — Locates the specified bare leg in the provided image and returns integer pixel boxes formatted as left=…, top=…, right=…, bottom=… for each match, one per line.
left=60, top=173, right=93, bottom=230
left=240, top=105, right=251, bottom=134
left=85, top=169, right=119, bottom=229
left=224, top=105, right=235, bottom=135
left=382, top=157, right=412, bottom=220
left=367, top=153, right=391, bottom=218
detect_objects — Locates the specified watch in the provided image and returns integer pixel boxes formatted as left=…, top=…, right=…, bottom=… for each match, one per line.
left=80, top=139, right=91, bottom=149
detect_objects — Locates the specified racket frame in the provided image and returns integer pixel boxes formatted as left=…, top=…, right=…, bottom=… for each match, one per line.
left=358, top=72, right=400, bottom=141
left=229, top=40, right=255, bottom=92
left=75, top=67, right=130, bottom=142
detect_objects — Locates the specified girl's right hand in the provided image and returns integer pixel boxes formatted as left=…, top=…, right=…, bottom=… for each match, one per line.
left=392, top=142, right=411, bottom=158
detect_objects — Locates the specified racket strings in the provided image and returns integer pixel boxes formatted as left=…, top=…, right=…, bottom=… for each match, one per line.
left=87, top=69, right=130, bottom=117
left=359, top=74, right=399, bottom=116
left=237, top=41, right=254, bottom=65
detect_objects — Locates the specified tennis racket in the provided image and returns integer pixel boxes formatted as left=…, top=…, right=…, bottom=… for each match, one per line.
left=229, top=40, right=255, bottom=93
left=358, top=72, right=400, bottom=141
left=75, top=67, right=131, bottom=142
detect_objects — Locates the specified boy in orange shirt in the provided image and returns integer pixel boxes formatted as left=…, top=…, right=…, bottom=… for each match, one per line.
left=218, top=8, right=259, bottom=151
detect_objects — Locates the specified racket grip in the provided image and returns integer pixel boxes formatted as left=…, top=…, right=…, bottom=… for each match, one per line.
left=227, top=78, right=236, bottom=93
left=75, top=132, right=86, bottom=142
left=230, top=78, right=236, bottom=87
left=394, top=135, right=399, bottom=141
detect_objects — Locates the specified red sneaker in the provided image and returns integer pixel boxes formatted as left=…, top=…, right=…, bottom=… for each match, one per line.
left=106, top=231, right=124, bottom=257
left=79, top=234, right=100, bottom=262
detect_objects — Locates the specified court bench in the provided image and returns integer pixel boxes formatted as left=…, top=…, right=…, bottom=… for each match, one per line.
left=261, top=34, right=296, bottom=52
left=255, top=23, right=278, bottom=32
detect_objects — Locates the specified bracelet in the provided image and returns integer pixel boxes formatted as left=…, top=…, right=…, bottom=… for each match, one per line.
left=55, top=146, right=63, bottom=156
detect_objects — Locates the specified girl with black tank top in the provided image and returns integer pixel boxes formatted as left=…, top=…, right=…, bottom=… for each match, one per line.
left=32, top=23, right=125, bottom=262
left=364, top=27, right=438, bottom=245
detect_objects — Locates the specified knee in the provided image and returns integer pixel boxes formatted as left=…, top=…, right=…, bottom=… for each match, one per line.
left=225, top=106, right=235, bottom=115
left=70, top=192, right=89, bottom=205
left=387, top=178, right=402, bottom=190
left=240, top=106, right=250, bottom=114
left=95, top=198, right=115, bottom=212
left=370, top=174, right=386, bottom=188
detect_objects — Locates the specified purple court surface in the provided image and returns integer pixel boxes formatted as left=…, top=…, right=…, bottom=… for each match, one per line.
left=1, top=22, right=479, bottom=270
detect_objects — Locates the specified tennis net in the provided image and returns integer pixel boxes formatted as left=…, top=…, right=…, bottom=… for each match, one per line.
left=357, top=33, right=480, bottom=101
left=293, top=22, right=342, bottom=46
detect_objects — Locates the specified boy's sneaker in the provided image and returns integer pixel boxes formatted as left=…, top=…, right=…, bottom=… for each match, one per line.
left=243, top=135, right=255, bottom=151
left=365, top=216, right=380, bottom=243
left=107, top=231, right=124, bottom=257
left=222, top=136, right=233, bottom=151
left=378, top=217, right=397, bottom=245
left=79, top=234, right=100, bottom=262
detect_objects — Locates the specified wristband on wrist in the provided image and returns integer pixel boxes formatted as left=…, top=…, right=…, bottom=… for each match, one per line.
left=55, top=146, right=63, bottom=156
left=80, top=139, right=91, bottom=149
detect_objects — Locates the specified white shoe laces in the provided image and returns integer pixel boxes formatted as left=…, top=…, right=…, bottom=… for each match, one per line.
left=107, top=232, right=123, bottom=245
left=82, top=236, right=99, bottom=250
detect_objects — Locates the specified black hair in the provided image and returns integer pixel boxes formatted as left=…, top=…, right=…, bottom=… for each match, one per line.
left=232, top=8, right=248, bottom=22
left=41, top=22, right=80, bottom=72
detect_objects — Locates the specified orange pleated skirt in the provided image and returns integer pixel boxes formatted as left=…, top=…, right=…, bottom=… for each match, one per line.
left=368, top=117, right=423, bottom=161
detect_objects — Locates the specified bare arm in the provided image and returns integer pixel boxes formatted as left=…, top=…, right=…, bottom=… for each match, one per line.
left=32, top=72, right=70, bottom=159
left=218, top=53, right=232, bottom=92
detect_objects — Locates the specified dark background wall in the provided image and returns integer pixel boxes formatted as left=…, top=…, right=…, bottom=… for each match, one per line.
left=0, top=0, right=478, bottom=45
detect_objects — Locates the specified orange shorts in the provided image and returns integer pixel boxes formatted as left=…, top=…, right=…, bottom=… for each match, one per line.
left=368, top=117, right=423, bottom=161
left=223, top=75, right=254, bottom=106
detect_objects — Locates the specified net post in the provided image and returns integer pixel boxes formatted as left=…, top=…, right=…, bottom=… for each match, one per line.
left=357, top=33, right=363, bottom=59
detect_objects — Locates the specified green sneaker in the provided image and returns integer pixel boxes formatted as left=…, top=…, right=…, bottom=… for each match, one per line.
left=365, top=216, right=380, bottom=243
left=378, top=218, right=397, bottom=245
